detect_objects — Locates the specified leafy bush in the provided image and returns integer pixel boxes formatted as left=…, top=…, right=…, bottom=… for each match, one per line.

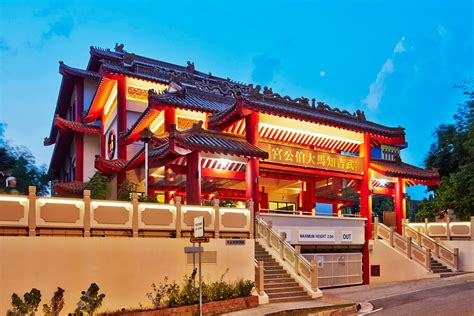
left=85, top=172, right=109, bottom=200
left=8, top=288, right=42, bottom=315
left=117, top=178, right=137, bottom=201
left=75, top=283, right=106, bottom=315
left=43, top=287, right=65, bottom=316
left=147, top=270, right=254, bottom=310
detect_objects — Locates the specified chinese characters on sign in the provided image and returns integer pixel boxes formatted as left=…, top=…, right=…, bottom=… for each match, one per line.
left=260, top=142, right=363, bottom=174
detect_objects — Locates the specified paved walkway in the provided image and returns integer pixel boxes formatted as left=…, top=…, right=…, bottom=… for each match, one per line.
left=224, top=273, right=474, bottom=315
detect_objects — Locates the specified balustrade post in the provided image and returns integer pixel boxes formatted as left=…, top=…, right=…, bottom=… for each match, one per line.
left=83, top=190, right=91, bottom=237
left=295, top=245, right=301, bottom=254
left=28, top=186, right=36, bottom=236
left=406, top=237, right=412, bottom=259
left=417, top=231, right=422, bottom=246
left=267, top=228, right=272, bottom=248
left=374, top=216, right=379, bottom=240
left=280, top=240, right=285, bottom=261
left=257, top=260, right=264, bottom=296
left=389, top=226, right=395, bottom=247
left=213, top=199, right=220, bottom=239
left=434, top=243, right=440, bottom=258
left=424, top=218, right=429, bottom=235
left=426, top=248, right=432, bottom=271
left=454, top=248, right=459, bottom=270
left=310, top=258, right=318, bottom=291
left=471, top=216, right=474, bottom=240
left=403, top=219, right=409, bottom=237
left=175, top=196, right=182, bottom=238
left=446, top=216, right=451, bottom=240
left=132, top=193, right=139, bottom=237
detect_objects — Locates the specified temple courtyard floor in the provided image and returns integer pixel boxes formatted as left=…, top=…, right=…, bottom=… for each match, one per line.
left=223, top=273, right=474, bottom=315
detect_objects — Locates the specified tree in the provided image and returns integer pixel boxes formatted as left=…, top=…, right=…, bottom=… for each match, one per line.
left=0, top=123, right=51, bottom=195
left=85, top=172, right=109, bottom=200
left=420, top=82, right=474, bottom=220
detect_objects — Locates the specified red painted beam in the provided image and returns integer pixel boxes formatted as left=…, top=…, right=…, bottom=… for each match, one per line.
left=372, top=187, right=395, bottom=196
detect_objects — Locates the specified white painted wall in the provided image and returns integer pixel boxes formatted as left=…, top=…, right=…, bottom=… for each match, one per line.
left=369, top=240, right=436, bottom=284
left=83, top=134, right=101, bottom=181
left=259, top=213, right=365, bottom=245
left=441, top=240, right=474, bottom=272
left=83, top=78, right=100, bottom=112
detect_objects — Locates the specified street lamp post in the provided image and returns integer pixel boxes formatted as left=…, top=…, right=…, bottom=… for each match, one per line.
left=140, top=128, right=153, bottom=197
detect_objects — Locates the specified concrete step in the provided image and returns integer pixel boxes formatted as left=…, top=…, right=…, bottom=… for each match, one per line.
left=264, top=277, right=296, bottom=284
left=269, top=296, right=311, bottom=303
left=264, top=280, right=300, bottom=289
left=267, top=290, right=309, bottom=299
left=265, top=286, right=304, bottom=294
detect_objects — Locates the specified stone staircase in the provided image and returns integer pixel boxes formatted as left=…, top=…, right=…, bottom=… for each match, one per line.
left=431, top=257, right=452, bottom=273
left=255, top=242, right=311, bottom=303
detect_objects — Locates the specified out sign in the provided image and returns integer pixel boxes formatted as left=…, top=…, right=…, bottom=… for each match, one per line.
left=341, top=232, right=352, bottom=242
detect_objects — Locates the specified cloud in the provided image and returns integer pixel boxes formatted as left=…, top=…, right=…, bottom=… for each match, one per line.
left=319, top=70, right=326, bottom=77
left=362, top=36, right=407, bottom=110
left=251, top=54, right=280, bottom=85
left=437, top=24, right=447, bottom=37
left=42, top=16, right=74, bottom=41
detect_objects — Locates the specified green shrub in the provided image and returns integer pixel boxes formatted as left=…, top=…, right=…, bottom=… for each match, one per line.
left=117, top=178, right=137, bottom=201
left=235, top=279, right=254, bottom=297
left=8, top=288, right=42, bottom=315
left=43, top=287, right=65, bottom=316
left=75, top=283, right=106, bottom=315
left=85, top=172, right=108, bottom=200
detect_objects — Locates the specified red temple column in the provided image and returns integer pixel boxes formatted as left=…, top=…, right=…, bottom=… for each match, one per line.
left=394, top=177, right=406, bottom=234
left=302, top=181, right=316, bottom=215
left=245, top=111, right=260, bottom=212
left=117, top=76, right=127, bottom=189
left=360, top=133, right=372, bottom=284
left=164, top=108, right=176, bottom=132
left=332, top=178, right=343, bottom=215
left=332, top=202, right=339, bottom=215
left=75, top=78, right=84, bottom=182
left=186, top=151, right=202, bottom=205
left=164, top=108, right=176, bottom=201
left=260, top=187, right=269, bottom=211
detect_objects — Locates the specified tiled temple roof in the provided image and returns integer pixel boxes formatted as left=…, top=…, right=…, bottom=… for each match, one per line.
left=370, top=158, right=439, bottom=183
left=94, top=155, right=128, bottom=175
left=54, top=115, right=101, bottom=135
left=148, top=122, right=268, bottom=165
left=59, top=62, right=101, bottom=79
left=54, top=181, right=87, bottom=195
left=87, top=45, right=405, bottom=141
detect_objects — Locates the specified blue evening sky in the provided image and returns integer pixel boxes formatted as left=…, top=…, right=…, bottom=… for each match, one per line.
left=0, top=0, right=472, bottom=199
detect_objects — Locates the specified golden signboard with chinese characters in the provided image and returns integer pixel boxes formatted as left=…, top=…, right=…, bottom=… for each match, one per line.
left=260, top=142, right=363, bottom=175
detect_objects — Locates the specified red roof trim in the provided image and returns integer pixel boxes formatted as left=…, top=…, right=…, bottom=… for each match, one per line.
left=54, top=181, right=86, bottom=195
left=94, top=155, right=127, bottom=175
left=119, top=106, right=161, bottom=145
left=370, top=158, right=440, bottom=183
left=54, top=115, right=101, bottom=135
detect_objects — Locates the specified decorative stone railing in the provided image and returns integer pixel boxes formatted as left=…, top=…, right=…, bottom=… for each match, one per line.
left=405, top=218, right=473, bottom=241
left=374, top=217, right=433, bottom=271
left=254, top=259, right=264, bottom=296
left=403, top=222, right=459, bottom=271
left=0, top=187, right=252, bottom=238
left=255, top=217, right=320, bottom=298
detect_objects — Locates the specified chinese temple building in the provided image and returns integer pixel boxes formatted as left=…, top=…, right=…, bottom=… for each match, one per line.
left=45, top=44, right=440, bottom=284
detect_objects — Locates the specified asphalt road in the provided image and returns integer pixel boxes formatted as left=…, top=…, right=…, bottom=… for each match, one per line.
left=369, top=281, right=474, bottom=316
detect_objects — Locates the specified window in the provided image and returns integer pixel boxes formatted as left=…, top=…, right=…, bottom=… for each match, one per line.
left=269, top=201, right=296, bottom=214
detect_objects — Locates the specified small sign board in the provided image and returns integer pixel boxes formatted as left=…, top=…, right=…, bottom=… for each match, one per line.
left=184, top=246, right=204, bottom=253
left=341, top=231, right=353, bottom=243
left=194, top=216, right=204, bottom=238
left=225, top=239, right=246, bottom=246
left=190, top=237, right=210, bottom=243
left=298, top=230, right=336, bottom=242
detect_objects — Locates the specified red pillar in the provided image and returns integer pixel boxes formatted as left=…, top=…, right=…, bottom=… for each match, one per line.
left=360, top=133, right=372, bottom=284
left=164, top=108, right=176, bottom=132
left=245, top=112, right=260, bottom=212
left=332, top=203, right=339, bottom=215
left=302, top=181, right=315, bottom=215
left=164, top=108, right=176, bottom=201
left=394, top=177, right=406, bottom=234
left=260, top=187, right=269, bottom=211
left=116, top=76, right=127, bottom=190
left=75, top=79, right=84, bottom=182
left=186, top=151, right=201, bottom=205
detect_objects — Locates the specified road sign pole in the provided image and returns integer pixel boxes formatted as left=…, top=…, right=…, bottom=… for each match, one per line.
left=199, top=241, right=202, bottom=316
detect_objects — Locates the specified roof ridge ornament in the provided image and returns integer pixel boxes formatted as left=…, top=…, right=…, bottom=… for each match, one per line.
left=114, top=43, right=125, bottom=53
left=166, top=81, right=186, bottom=97
left=186, top=61, right=195, bottom=73
left=122, top=52, right=136, bottom=68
